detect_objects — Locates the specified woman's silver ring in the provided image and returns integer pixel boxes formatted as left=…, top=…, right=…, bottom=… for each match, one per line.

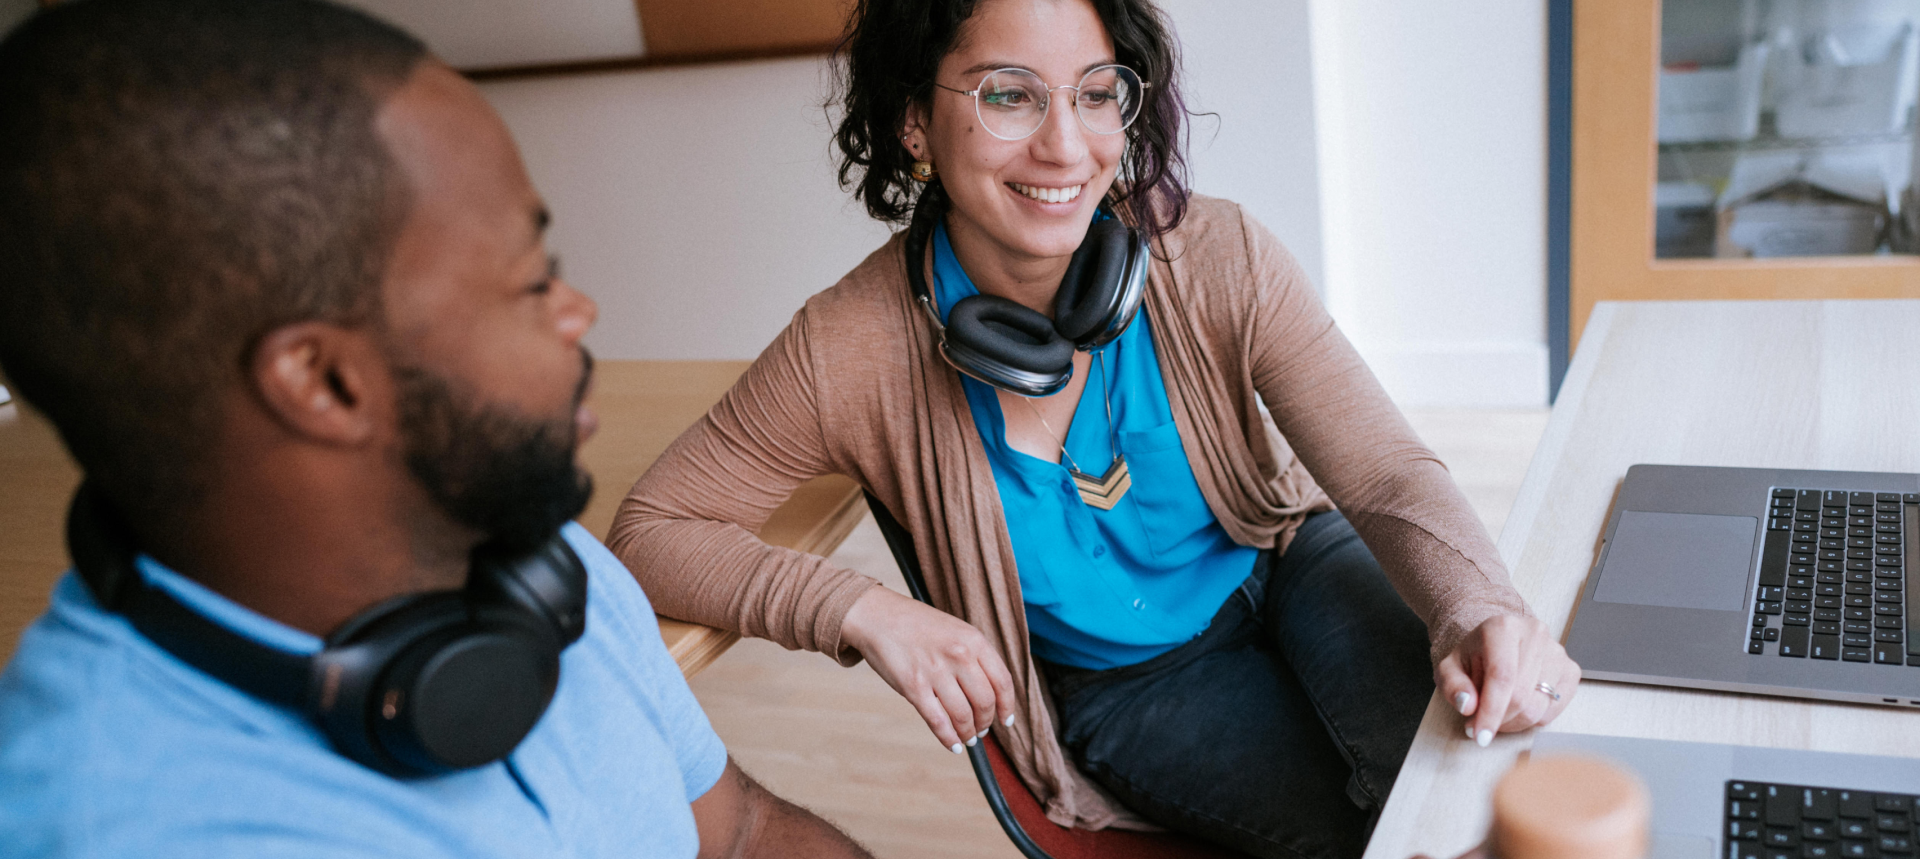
left=1534, top=681, right=1561, bottom=702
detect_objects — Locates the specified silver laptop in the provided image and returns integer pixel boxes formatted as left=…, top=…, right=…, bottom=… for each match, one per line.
left=1566, top=464, right=1920, bottom=708
left=1532, top=732, right=1919, bottom=859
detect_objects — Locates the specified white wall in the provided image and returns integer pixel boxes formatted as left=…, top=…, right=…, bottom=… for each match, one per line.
left=1310, top=0, right=1550, bottom=407
left=1160, top=0, right=1324, bottom=291
left=479, top=59, right=892, bottom=362
left=480, top=0, right=1329, bottom=364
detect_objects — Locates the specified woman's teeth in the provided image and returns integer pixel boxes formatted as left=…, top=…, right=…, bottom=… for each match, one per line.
left=1011, top=183, right=1083, bottom=204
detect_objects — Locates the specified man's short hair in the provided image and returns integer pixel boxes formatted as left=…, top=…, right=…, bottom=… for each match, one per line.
left=0, top=0, right=425, bottom=520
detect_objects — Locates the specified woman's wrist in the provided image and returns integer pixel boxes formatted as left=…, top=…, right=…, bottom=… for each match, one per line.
left=839, top=585, right=903, bottom=654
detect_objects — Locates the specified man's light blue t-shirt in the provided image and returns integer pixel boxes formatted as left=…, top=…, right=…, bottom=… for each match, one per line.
left=0, top=522, right=728, bottom=858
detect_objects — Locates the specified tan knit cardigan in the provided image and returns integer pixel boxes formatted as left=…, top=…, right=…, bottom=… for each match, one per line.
left=608, top=195, right=1532, bottom=830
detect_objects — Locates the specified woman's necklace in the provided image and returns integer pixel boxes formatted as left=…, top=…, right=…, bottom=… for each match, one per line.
left=1019, top=351, right=1131, bottom=510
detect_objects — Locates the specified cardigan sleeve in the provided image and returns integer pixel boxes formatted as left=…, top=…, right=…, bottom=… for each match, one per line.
left=606, top=305, right=881, bottom=665
left=1233, top=206, right=1532, bottom=661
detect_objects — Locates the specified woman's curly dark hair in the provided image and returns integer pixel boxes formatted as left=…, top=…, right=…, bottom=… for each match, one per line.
left=831, top=0, right=1192, bottom=241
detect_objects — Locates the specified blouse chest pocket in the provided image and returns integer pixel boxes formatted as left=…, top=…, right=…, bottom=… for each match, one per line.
left=1116, top=420, right=1218, bottom=561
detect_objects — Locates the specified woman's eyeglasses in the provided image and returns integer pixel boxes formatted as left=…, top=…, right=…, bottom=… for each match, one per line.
left=933, top=65, right=1148, bottom=142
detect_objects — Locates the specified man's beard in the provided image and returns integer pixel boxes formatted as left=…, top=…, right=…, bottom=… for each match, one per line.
left=391, top=352, right=594, bottom=554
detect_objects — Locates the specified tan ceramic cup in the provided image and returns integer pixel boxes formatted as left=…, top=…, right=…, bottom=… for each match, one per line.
left=1489, top=753, right=1651, bottom=859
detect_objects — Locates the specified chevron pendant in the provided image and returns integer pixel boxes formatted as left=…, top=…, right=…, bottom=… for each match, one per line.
left=1070, top=455, right=1132, bottom=510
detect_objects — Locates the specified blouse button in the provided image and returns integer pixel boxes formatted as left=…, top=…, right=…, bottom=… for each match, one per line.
left=1092, top=544, right=1107, bottom=558
left=1132, top=598, right=1145, bottom=610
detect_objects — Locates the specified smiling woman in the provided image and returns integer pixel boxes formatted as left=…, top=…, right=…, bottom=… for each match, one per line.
left=609, top=2, right=1579, bottom=858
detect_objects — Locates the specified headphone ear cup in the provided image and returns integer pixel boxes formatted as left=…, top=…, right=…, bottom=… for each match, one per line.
left=1053, top=219, right=1135, bottom=345
left=315, top=594, right=560, bottom=775
left=312, top=593, right=467, bottom=774
left=371, top=610, right=560, bottom=774
left=943, top=294, right=1076, bottom=396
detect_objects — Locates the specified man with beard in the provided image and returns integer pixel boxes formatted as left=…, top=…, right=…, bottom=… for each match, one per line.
left=0, top=1, right=874, bottom=857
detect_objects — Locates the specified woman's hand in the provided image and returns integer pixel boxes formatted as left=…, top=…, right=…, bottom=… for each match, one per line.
left=840, top=586, right=1017, bottom=754
left=1435, top=614, right=1580, bottom=746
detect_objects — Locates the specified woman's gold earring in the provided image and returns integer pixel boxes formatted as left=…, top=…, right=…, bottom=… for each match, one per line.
left=909, top=160, right=937, bottom=182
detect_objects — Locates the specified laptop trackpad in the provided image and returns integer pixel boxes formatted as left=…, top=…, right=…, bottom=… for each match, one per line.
left=1594, top=511, right=1757, bottom=612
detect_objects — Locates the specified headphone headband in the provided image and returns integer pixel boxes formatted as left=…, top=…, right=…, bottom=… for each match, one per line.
left=65, top=482, right=586, bottom=777
left=66, top=485, right=315, bottom=707
left=902, top=187, right=1149, bottom=397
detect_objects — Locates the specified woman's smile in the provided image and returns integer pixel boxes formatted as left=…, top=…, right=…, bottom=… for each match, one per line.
left=1008, top=182, right=1085, bottom=205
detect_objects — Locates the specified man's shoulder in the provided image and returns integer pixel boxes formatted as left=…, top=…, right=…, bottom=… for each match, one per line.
left=0, top=723, right=442, bottom=859
left=0, top=582, right=139, bottom=804
left=0, top=577, right=439, bottom=857
left=0, top=574, right=224, bottom=752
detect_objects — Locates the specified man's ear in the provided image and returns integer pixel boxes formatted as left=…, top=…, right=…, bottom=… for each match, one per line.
left=248, top=322, right=385, bottom=445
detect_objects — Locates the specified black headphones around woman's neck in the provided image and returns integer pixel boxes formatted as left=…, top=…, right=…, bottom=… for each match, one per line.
left=64, top=482, right=588, bottom=777
left=903, top=186, right=1150, bottom=398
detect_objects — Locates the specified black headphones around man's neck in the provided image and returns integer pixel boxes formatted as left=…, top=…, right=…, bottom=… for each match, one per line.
left=65, top=482, right=588, bottom=777
left=903, top=186, right=1150, bottom=397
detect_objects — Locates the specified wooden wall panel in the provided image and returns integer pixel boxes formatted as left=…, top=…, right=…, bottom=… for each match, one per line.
left=633, top=0, right=853, bottom=60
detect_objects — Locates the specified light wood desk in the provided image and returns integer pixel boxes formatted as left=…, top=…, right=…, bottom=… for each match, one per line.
left=0, top=360, right=863, bottom=676
left=1366, top=300, right=1920, bottom=859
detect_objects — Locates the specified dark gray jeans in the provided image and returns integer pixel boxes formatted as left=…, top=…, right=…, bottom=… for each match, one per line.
left=1040, top=511, right=1433, bottom=859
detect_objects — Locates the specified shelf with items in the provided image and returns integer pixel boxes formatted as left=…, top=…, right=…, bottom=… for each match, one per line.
left=1658, top=129, right=1914, bottom=153
left=1654, top=132, right=1916, bottom=258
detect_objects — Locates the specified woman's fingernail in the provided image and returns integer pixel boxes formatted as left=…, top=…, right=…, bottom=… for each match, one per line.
left=1454, top=692, right=1472, bottom=714
left=1004, top=714, right=1016, bottom=727
left=949, top=743, right=964, bottom=755
left=977, top=729, right=989, bottom=740
left=1476, top=729, right=1493, bottom=748
left=1465, top=724, right=1476, bottom=741
left=965, top=735, right=978, bottom=747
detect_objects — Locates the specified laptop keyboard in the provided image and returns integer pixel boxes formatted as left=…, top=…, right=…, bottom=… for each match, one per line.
left=1751, top=489, right=1918, bottom=666
left=1726, top=781, right=1917, bottom=858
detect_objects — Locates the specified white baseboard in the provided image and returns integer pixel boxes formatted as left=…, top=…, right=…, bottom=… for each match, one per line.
left=1353, top=340, right=1549, bottom=408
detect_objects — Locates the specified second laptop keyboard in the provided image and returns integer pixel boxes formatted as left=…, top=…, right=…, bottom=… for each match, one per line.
left=1727, top=780, right=1918, bottom=858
